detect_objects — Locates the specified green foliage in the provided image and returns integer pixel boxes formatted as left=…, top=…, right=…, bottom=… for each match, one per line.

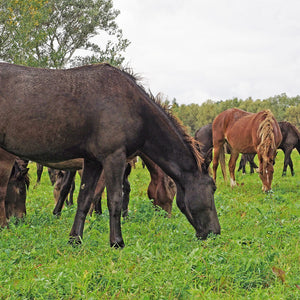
left=0, top=152, right=299, bottom=298
left=0, top=0, right=130, bottom=68
left=174, top=93, right=300, bottom=135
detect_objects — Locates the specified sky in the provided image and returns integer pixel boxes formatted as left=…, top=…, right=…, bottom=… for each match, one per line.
left=112, top=0, right=300, bottom=105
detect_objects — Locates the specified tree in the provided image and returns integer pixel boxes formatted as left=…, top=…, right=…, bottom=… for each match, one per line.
left=0, top=0, right=129, bottom=68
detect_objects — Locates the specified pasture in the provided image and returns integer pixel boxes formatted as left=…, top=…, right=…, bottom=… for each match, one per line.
left=0, top=151, right=299, bottom=299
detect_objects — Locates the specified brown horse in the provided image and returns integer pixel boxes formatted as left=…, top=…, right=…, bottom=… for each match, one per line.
left=212, top=108, right=282, bottom=192
left=0, top=62, right=219, bottom=246
left=278, top=121, right=300, bottom=176
left=195, top=123, right=256, bottom=173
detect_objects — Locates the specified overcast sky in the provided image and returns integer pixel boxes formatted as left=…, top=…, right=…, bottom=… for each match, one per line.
left=112, top=0, right=300, bottom=105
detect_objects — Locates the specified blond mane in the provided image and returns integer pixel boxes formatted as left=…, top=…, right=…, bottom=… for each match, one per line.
left=257, top=110, right=276, bottom=171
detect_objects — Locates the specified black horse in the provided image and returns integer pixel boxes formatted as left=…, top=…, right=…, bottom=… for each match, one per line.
left=278, top=121, right=300, bottom=176
left=0, top=62, right=220, bottom=247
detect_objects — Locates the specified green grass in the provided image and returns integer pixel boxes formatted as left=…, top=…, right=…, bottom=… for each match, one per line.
left=0, top=151, right=299, bottom=299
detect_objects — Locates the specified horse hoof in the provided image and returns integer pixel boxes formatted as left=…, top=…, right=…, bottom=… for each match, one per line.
left=68, top=236, right=82, bottom=246
left=53, top=210, right=61, bottom=216
left=282, top=172, right=286, bottom=176
left=110, top=240, right=125, bottom=249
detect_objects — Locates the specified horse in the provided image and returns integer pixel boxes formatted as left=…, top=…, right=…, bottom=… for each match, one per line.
left=5, top=159, right=30, bottom=220
left=194, top=123, right=256, bottom=173
left=212, top=108, right=282, bottom=192
left=278, top=121, right=300, bottom=176
left=0, top=62, right=219, bottom=247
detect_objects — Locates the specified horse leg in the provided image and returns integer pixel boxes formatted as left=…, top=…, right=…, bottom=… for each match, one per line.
left=36, top=163, right=43, bottom=185
left=228, top=151, right=239, bottom=187
left=91, top=171, right=106, bottom=215
left=282, top=148, right=291, bottom=176
left=66, top=177, right=76, bottom=206
left=285, top=148, right=294, bottom=176
left=103, top=150, right=127, bottom=248
left=122, top=163, right=132, bottom=218
left=53, top=171, right=76, bottom=215
left=249, top=154, right=258, bottom=174
left=0, top=151, right=15, bottom=227
left=69, top=159, right=102, bottom=243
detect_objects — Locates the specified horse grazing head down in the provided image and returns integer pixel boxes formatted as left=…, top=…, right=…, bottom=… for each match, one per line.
left=257, top=110, right=281, bottom=192
left=5, top=160, right=30, bottom=220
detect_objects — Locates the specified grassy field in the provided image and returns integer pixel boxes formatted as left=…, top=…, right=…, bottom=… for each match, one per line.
left=0, top=151, right=299, bottom=299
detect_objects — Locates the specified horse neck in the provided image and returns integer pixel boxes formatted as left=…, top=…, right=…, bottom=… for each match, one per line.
left=141, top=116, right=200, bottom=183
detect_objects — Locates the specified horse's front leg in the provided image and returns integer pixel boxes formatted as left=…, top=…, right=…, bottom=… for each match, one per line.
left=0, top=151, right=15, bottom=227
left=228, top=151, right=239, bottom=187
left=103, top=150, right=127, bottom=248
left=69, top=160, right=102, bottom=243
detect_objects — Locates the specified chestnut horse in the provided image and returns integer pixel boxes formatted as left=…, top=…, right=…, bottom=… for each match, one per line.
left=212, top=108, right=282, bottom=192
left=0, top=62, right=219, bottom=247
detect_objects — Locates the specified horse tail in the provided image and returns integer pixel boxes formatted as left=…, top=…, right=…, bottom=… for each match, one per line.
left=219, top=143, right=227, bottom=180
left=257, top=110, right=276, bottom=172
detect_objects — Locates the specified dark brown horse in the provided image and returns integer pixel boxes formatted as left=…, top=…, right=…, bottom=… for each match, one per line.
left=0, top=62, right=219, bottom=246
left=278, top=121, right=300, bottom=176
left=5, top=159, right=29, bottom=220
left=212, top=108, right=282, bottom=192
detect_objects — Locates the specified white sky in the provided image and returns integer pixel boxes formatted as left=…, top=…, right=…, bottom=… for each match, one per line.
left=112, top=0, right=300, bottom=105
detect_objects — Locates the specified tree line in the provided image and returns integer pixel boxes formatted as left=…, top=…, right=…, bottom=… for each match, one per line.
left=171, top=93, right=300, bottom=135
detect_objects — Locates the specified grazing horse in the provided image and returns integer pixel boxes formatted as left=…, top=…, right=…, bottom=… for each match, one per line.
left=5, top=159, right=29, bottom=220
left=140, top=153, right=176, bottom=217
left=212, top=108, right=282, bottom=192
left=278, top=121, right=300, bottom=176
left=0, top=62, right=220, bottom=246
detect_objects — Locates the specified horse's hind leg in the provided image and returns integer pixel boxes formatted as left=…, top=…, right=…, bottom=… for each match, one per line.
left=228, top=151, right=239, bottom=187
left=69, top=159, right=102, bottom=243
left=282, top=148, right=292, bottom=176
left=103, top=149, right=127, bottom=248
left=122, top=163, right=132, bottom=218
left=286, top=148, right=294, bottom=176
left=53, top=171, right=76, bottom=215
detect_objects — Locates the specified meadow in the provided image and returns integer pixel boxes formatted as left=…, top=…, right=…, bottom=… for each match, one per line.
left=0, top=151, right=299, bottom=299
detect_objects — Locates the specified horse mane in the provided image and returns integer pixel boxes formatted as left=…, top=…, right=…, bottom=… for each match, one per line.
left=257, top=110, right=276, bottom=171
left=119, top=66, right=205, bottom=171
